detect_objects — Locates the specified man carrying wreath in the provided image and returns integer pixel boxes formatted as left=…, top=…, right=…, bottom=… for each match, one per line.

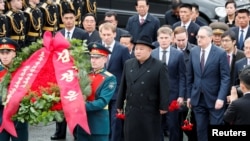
left=0, top=37, right=28, bottom=141
left=77, top=42, right=117, bottom=141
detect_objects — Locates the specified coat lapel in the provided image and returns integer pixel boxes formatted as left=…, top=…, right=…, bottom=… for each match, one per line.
left=203, top=45, right=216, bottom=74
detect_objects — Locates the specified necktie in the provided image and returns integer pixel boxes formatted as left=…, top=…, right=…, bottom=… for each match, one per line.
left=105, top=46, right=110, bottom=68
left=67, top=31, right=70, bottom=39
left=140, top=18, right=144, bottom=25
left=162, top=50, right=167, bottom=64
left=227, top=55, right=230, bottom=65
left=239, top=29, right=244, bottom=50
left=200, top=49, right=205, bottom=72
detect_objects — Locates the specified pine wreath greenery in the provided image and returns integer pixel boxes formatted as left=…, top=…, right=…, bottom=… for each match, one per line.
left=0, top=39, right=91, bottom=125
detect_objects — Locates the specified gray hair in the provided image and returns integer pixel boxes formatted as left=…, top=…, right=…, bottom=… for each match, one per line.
left=199, top=26, right=213, bottom=37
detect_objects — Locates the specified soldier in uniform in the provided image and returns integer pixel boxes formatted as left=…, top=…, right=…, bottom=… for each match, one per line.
left=72, top=0, right=84, bottom=28
left=55, top=0, right=74, bottom=30
left=209, top=21, right=229, bottom=47
left=5, top=0, right=26, bottom=51
left=0, top=37, right=28, bottom=141
left=0, top=0, right=10, bottom=38
left=39, top=0, right=59, bottom=35
left=24, top=0, right=43, bottom=46
left=77, top=42, right=117, bottom=141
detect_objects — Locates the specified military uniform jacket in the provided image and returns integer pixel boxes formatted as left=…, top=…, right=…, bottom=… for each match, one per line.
left=0, top=13, right=10, bottom=38
left=72, top=0, right=84, bottom=27
left=116, top=57, right=169, bottom=141
left=84, top=69, right=116, bottom=135
left=24, top=6, right=44, bottom=40
left=5, top=10, right=26, bottom=42
left=39, top=1, right=59, bottom=33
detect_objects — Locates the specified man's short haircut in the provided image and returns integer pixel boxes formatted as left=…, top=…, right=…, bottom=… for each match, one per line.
left=135, top=0, right=149, bottom=6
left=179, top=3, right=193, bottom=11
left=236, top=9, right=250, bottom=16
left=239, top=66, right=250, bottom=90
left=173, top=26, right=188, bottom=36
left=105, top=11, right=118, bottom=21
left=62, top=9, right=76, bottom=16
left=192, top=3, right=199, bottom=12
left=221, top=30, right=236, bottom=41
left=99, top=22, right=116, bottom=33
left=82, top=13, right=96, bottom=22
left=120, top=33, right=134, bottom=44
left=225, top=0, right=237, bottom=8
left=157, top=26, right=173, bottom=36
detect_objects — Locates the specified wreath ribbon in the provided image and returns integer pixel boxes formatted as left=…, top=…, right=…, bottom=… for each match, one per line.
left=0, top=31, right=90, bottom=137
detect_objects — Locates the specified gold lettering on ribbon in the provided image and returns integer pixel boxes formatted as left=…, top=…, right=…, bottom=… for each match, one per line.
left=64, top=90, right=79, bottom=101
left=57, top=49, right=70, bottom=63
left=60, top=70, right=74, bottom=82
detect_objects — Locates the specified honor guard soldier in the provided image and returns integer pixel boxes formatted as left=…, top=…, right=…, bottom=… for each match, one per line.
left=0, top=37, right=28, bottom=141
left=77, top=42, right=117, bottom=141
left=209, top=21, right=229, bottom=47
left=72, top=0, right=84, bottom=28
left=22, top=0, right=28, bottom=10
left=55, top=0, right=74, bottom=30
left=0, top=0, right=10, bottom=38
left=39, top=0, right=59, bottom=35
left=5, top=0, right=26, bottom=51
left=24, top=0, right=43, bottom=46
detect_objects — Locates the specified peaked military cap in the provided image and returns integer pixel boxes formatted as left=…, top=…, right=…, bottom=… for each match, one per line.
left=88, top=42, right=111, bottom=57
left=0, top=37, right=19, bottom=51
left=209, top=22, right=229, bottom=35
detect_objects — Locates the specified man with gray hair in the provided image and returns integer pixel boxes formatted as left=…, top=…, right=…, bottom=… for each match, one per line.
left=187, top=26, right=230, bottom=141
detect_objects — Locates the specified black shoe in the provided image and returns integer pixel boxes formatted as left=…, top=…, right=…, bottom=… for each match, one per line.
left=50, top=135, right=66, bottom=140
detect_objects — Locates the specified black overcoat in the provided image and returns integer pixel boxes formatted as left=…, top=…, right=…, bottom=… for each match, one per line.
left=116, top=56, right=169, bottom=141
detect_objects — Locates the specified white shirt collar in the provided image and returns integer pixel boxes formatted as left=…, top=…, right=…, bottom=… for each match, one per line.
left=139, top=14, right=148, bottom=21
left=181, top=20, right=192, bottom=29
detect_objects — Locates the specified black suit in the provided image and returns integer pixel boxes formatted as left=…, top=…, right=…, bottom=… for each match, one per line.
left=87, top=30, right=101, bottom=44
left=230, top=49, right=245, bottom=87
left=172, top=21, right=200, bottom=45
left=164, top=10, right=180, bottom=26
left=59, top=27, right=88, bottom=41
left=230, top=26, right=250, bottom=50
left=115, top=28, right=129, bottom=41
left=224, top=94, right=250, bottom=124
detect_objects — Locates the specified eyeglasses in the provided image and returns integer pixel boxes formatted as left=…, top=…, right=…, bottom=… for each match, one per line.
left=221, top=39, right=232, bottom=43
left=244, top=46, right=250, bottom=50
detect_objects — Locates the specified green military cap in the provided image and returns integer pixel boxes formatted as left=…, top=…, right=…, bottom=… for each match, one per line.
left=88, top=42, right=111, bottom=57
left=209, top=22, right=229, bottom=35
left=0, top=37, right=19, bottom=51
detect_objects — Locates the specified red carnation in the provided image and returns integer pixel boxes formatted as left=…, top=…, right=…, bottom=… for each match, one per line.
left=168, top=100, right=180, bottom=112
left=116, top=113, right=125, bottom=120
left=50, top=102, right=63, bottom=111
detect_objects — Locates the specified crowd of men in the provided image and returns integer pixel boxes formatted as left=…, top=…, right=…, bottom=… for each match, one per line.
left=1, top=0, right=250, bottom=141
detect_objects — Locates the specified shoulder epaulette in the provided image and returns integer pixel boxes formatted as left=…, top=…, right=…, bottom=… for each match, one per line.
left=40, top=3, right=48, bottom=9
left=24, top=7, right=31, bottom=13
left=104, top=71, right=113, bottom=77
left=5, top=11, right=13, bottom=17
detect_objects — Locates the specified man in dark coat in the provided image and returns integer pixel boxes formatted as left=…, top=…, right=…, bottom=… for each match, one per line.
left=125, top=0, right=160, bottom=42
left=224, top=66, right=250, bottom=125
left=116, top=35, right=169, bottom=141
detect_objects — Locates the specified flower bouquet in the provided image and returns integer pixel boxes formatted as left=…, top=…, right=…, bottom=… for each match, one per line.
left=0, top=32, right=92, bottom=137
left=168, top=100, right=194, bottom=131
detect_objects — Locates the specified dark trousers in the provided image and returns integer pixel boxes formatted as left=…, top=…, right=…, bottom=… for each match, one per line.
left=54, top=119, right=77, bottom=138
left=0, top=122, right=28, bottom=141
left=193, top=94, right=225, bottom=141
left=109, top=100, right=124, bottom=141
